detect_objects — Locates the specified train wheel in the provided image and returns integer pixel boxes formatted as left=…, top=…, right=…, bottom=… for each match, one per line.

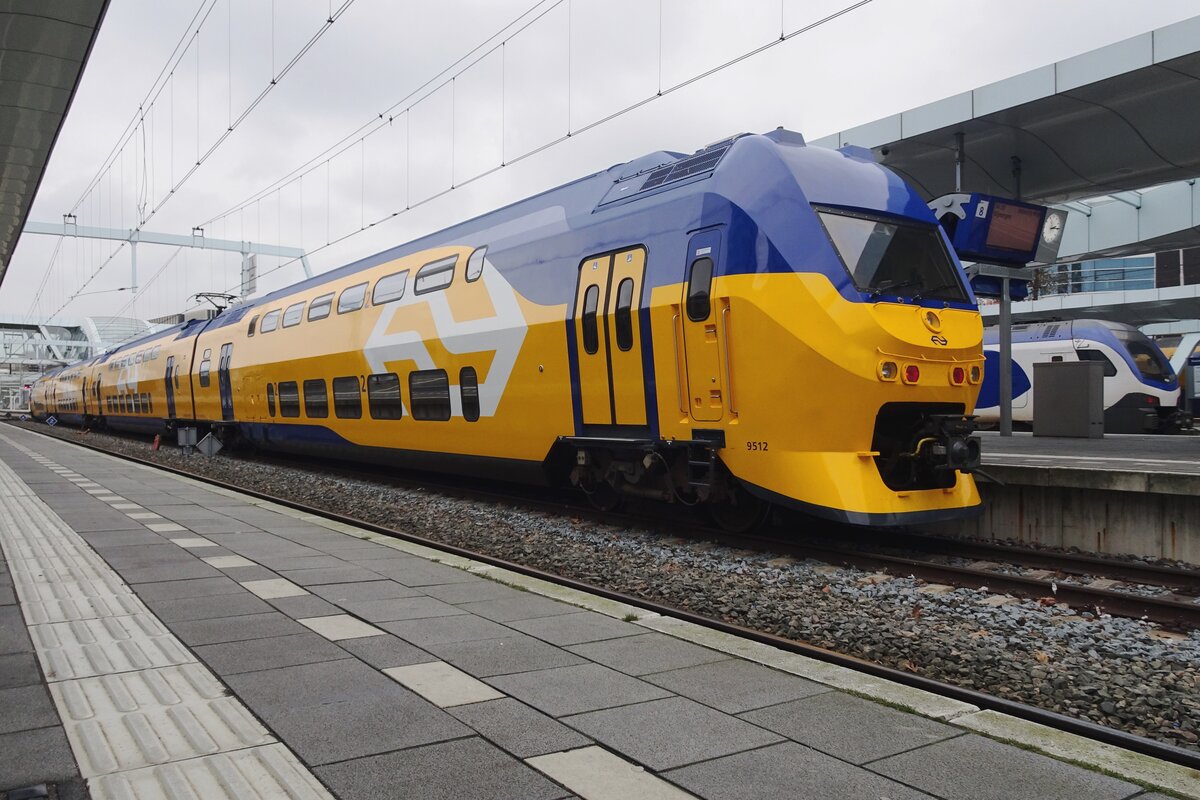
left=708, top=485, right=770, bottom=533
left=584, top=482, right=624, bottom=512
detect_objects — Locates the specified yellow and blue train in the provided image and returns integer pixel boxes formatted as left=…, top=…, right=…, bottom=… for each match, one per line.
left=31, top=130, right=985, bottom=529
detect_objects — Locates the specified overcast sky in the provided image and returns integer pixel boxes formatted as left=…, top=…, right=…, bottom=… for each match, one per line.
left=4, top=0, right=1198, bottom=322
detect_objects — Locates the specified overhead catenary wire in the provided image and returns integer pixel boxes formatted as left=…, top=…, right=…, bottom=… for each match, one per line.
left=47, top=1, right=358, bottom=320
left=210, top=0, right=875, bottom=299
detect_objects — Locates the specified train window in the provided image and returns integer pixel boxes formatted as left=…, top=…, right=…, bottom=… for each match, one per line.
left=415, top=255, right=456, bottom=295
left=333, top=376, right=362, bottom=419
left=460, top=367, right=479, bottom=422
left=199, top=349, right=212, bottom=387
left=686, top=257, right=713, bottom=322
left=582, top=284, right=600, bottom=354
left=372, top=270, right=409, bottom=305
left=278, top=381, right=301, bottom=417
left=260, top=310, right=280, bottom=333
left=267, top=383, right=276, bottom=417
left=283, top=302, right=305, bottom=328
left=173, top=364, right=180, bottom=389
left=145, top=393, right=152, bottom=413
left=247, top=315, right=259, bottom=337
left=338, top=282, right=368, bottom=314
left=615, top=277, right=635, bottom=351
left=367, top=373, right=403, bottom=419
left=1077, top=349, right=1118, bottom=377
left=410, top=369, right=451, bottom=421
left=815, top=207, right=968, bottom=302
left=303, top=379, right=328, bottom=418
left=466, top=246, right=486, bottom=282
left=1051, top=356, right=1063, bottom=362
left=308, top=292, right=334, bottom=321
left=132, top=394, right=141, bottom=414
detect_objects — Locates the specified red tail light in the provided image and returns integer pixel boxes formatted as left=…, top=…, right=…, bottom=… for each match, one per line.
left=952, top=367, right=965, bottom=385
left=904, top=365, right=920, bottom=384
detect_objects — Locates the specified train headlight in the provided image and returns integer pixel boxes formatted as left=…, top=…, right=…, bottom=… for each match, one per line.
left=878, top=361, right=898, bottom=381
left=951, top=366, right=965, bottom=385
left=903, top=365, right=920, bottom=384
left=922, top=309, right=942, bottom=332
left=968, top=364, right=982, bottom=384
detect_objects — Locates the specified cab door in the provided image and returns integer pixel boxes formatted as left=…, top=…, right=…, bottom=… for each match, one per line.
left=164, top=356, right=177, bottom=418
left=572, top=248, right=649, bottom=429
left=680, top=230, right=725, bottom=422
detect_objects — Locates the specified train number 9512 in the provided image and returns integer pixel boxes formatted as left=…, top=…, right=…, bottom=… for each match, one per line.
left=745, top=441, right=769, bottom=452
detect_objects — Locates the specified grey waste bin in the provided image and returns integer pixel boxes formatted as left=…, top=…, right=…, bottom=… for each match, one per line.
left=1032, top=360, right=1104, bottom=438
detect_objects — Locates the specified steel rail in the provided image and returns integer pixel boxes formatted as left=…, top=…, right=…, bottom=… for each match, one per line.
left=7, top=421, right=1200, bottom=771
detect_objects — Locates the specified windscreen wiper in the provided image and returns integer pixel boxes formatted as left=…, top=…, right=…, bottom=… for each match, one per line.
left=913, top=281, right=963, bottom=300
left=869, top=278, right=924, bottom=298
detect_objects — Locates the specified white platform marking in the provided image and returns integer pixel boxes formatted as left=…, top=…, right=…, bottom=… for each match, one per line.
left=297, top=614, right=384, bottom=640
left=383, top=661, right=504, bottom=707
left=526, top=746, right=697, bottom=800
left=240, top=579, right=308, bottom=599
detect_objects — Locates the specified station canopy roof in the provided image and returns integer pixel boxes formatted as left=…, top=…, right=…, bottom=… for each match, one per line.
left=811, top=17, right=1200, bottom=206
left=0, top=1, right=108, bottom=288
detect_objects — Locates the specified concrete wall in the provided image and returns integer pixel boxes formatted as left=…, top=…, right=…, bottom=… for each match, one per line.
left=934, top=466, right=1200, bottom=564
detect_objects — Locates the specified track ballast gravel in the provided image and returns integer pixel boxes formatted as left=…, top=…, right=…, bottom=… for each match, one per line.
left=13, top=421, right=1200, bottom=753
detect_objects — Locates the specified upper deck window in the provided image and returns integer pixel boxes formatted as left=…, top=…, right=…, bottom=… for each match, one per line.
left=260, top=310, right=281, bottom=333
left=415, top=255, right=456, bottom=295
left=816, top=208, right=968, bottom=302
left=338, top=282, right=368, bottom=314
left=282, top=301, right=305, bottom=328
left=373, top=271, right=409, bottom=305
left=308, top=292, right=333, bottom=321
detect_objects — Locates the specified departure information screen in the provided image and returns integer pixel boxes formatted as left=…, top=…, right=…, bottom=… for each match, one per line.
left=985, top=202, right=1043, bottom=252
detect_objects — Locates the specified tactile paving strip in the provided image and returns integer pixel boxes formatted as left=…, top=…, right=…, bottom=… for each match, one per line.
left=0, top=436, right=333, bottom=799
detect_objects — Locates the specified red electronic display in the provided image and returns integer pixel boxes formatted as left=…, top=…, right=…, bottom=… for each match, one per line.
left=985, top=202, right=1043, bottom=252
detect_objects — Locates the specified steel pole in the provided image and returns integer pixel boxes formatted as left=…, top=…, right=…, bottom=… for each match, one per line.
left=999, top=277, right=1013, bottom=436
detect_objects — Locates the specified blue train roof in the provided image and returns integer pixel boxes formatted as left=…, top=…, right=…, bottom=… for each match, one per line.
left=983, top=319, right=1137, bottom=346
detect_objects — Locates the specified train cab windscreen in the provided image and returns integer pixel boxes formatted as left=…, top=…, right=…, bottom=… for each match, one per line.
left=816, top=208, right=968, bottom=302
left=1116, top=330, right=1175, bottom=384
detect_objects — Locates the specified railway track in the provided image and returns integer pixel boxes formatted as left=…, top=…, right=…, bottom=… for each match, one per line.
left=8, top=418, right=1200, bottom=773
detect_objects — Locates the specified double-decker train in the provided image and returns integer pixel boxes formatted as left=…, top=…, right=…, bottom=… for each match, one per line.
left=975, top=319, right=1190, bottom=433
left=31, top=129, right=985, bottom=529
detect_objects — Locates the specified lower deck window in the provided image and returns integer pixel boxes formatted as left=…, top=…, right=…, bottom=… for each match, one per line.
left=410, top=369, right=450, bottom=421
left=333, top=376, right=362, bottom=419
left=278, top=381, right=300, bottom=417
left=267, top=383, right=276, bottom=417
left=367, top=373, right=402, bottom=419
left=303, top=379, right=329, bottom=418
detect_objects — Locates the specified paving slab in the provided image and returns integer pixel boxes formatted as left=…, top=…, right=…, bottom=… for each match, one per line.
left=279, top=565, right=384, bottom=585
left=315, top=736, right=569, bottom=800
left=741, top=691, right=960, bottom=763
left=336, top=633, right=436, bottom=669
left=664, top=741, right=934, bottom=800
left=383, top=660, right=505, bottom=707
left=425, top=633, right=588, bottom=678
left=645, top=658, right=831, bottom=714
left=169, top=610, right=307, bottom=646
left=265, top=594, right=344, bottom=619
left=0, top=605, right=34, bottom=653
left=308, top=579, right=422, bottom=603
left=194, top=633, right=354, bottom=675
left=0, top=725, right=81, bottom=789
left=487, top=663, right=673, bottom=717
left=507, top=610, right=645, bottom=646
left=298, top=613, right=384, bottom=640
left=144, top=591, right=275, bottom=622
left=363, top=558, right=482, bottom=587
left=0, top=652, right=42, bottom=688
left=131, top=575, right=243, bottom=601
left=459, top=594, right=581, bottom=622
left=420, top=578, right=529, bottom=604
left=869, top=733, right=1140, bottom=800
left=336, top=595, right=468, bottom=623
left=0, top=683, right=61, bottom=732
left=567, top=632, right=731, bottom=676
left=382, top=613, right=515, bottom=646
left=450, top=698, right=592, bottom=758
left=240, top=578, right=308, bottom=599
left=120, top=561, right=223, bottom=583
left=528, top=746, right=698, bottom=800
left=563, top=696, right=783, bottom=770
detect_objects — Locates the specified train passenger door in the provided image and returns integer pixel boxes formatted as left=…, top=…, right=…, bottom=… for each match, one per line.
left=164, top=356, right=177, bottom=418
left=571, top=248, right=649, bottom=429
left=217, top=343, right=234, bottom=421
left=680, top=230, right=725, bottom=422
left=81, top=377, right=89, bottom=416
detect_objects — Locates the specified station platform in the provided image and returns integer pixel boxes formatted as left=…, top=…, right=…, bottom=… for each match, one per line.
left=980, top=431, right=1200, bottom=478
left=1, top=425, right=1195, bottom=800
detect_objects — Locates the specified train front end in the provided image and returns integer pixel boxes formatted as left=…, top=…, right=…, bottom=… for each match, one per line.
left=711, top=135, right=983, bottom=526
